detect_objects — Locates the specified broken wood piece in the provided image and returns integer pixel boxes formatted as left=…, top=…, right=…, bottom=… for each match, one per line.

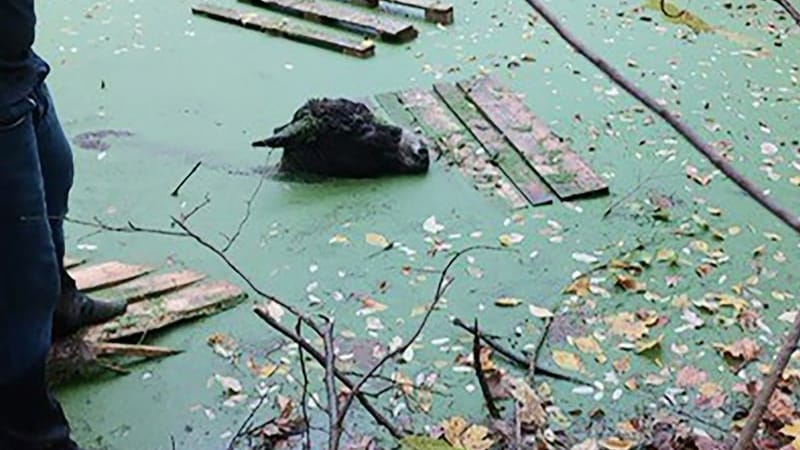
left=63, top=256, right=86, bottom=270
left=84, top=280, right=246, bottom=342
left=459, top=75, right=609, bottom=200
left=48, top=337, right=181, bottom=386
left=191, top=4, right=376, bottom=58
left=240, top=0, right=418, bottom=42
left=382, top=0, right=453, bottom=24
left=102, top=270, right=207, bottom=304
left=69, top=261, right=154, bottom=292
left=376, top=90, right=529, bottom=209
left=433, top=82, right=554, bottom=207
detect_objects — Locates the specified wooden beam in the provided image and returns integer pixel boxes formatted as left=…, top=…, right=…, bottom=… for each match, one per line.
left=459, top=76, right=609, bottom=200
left=376, top=90, right=529, bottom=209
left=192, top=3, right=376, bottom=58
left=84, top=280, right=246, bottom=342
left=69, top=261, right=154, bottom=292
left=63, top=256, right=86, bottom=270
left=102, top=270, right=207, bottom=304
left=382, top=0, right=453, bottom=24
left=433, top=82, right=554, bottom=207
left=240, top=0, right=418, bottom=42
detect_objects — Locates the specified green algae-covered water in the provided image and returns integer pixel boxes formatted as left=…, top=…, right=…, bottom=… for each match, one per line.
left=36, top=0, right=799, bottom=448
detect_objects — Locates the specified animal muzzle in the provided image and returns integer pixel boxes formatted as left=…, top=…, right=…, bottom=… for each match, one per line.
left=399, top=130, right=430, bottom=173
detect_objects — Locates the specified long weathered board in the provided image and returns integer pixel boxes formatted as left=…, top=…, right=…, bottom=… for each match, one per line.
left=376, top=90, right=529, bottom=209
left=192, top=4, right=376, bottom=58
left=102, top=270, right=207, bottom=304
left=382, top=0, right=453, bottom=24
left=433, top=82, right=554, bottom=206
left=459, top=76, right=609, bottom=200
left=242, top=0, right=418, bottom=42
left=85, top=280, right=245, bottom=342
left=69, top=261, right=154, bottom=292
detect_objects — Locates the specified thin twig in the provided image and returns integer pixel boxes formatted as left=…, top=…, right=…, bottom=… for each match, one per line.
left=171, top=161, right=202, bottom=197
left=170, top=217, right=323, bottom=336
left=659, top=0, right=686, bottom=19
left=253, top=308, right=403, bottom=439
left=227, top=386, right=271, bottom=450
left=66, top=216, right=190, bottom=238
left=529, top=317, right=552, bottom=383
left=295, top=319, right=312, bottom=450
left=733, top=311, right=800, bottom=450
left=334, top=246, right=502, bottom=434
left=473, top=318, right=500, bottom=419
left=180, top=193, right=211, bottom=222
left=323, top=322, right=341, bottom=450
left=452, top=317, right=592, bottom=386
left=774, top=0, right=800, bottom=26
left=522, top=0, right=800, bottom=233
left=221, top=173, right=266, bottom=253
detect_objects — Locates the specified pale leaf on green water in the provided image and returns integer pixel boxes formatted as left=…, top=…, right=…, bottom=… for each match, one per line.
left=401, top=436, right=461, bottom=450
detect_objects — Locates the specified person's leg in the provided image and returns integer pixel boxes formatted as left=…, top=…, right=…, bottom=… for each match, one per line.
left=32, top=83, right=126, bottom=340
left=0, top=94, right=78, bottom=449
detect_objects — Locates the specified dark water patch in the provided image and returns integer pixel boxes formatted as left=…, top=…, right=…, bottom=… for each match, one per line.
left=72, top=129, right=135, bottom=152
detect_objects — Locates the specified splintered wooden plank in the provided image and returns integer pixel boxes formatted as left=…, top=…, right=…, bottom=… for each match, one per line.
left=63, top=257, right=86, bottom=270
left=85, top=281, right=246, bottom=342
left=103, top=271, right=207, bottom=304
left=192, top=4, right=375, bottom=58
left=241, top=0, right=418, bottom=42
left=382, top=0, right=453, bottom=24
left=459, top=76, right=609, bottom=200
left=433, top=82, right=554, bottom=207
left=377, top=90, right=528, bottom=209
left=69, top=262, right=154, bottom=292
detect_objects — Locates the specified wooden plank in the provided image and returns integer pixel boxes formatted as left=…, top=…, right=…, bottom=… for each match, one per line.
left=85, top=281, right=246, bottom=342
left=192, top=4, right=376, bottom=58
left=433, top=82, right=554, bottom=207
left=69, top=262, right=154, bottom=292
left=63, top=256, right=86, bottom=270
left=103, top=270, right=207, bottom=304
left=377, top=90, right=528, bottom=209
left=382, top=0, right=453, bottom=24
left=241, top=0, right=418, bottom=42
left=459, top=76, right=609, bottom=200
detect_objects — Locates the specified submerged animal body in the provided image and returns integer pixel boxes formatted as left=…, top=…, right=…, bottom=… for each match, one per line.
left=252, top=98, right=430, bottom=178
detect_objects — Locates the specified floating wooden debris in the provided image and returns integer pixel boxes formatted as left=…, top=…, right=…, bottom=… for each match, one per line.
left=69, top=261, right=154, bottom=292
left=376, top=90, right=529, bottom=209
left=241, top=0, right=418, bottom=42
left=382, top=0, right=453, bottom=24
left=433, top=82, right=553, bottom=206
left=460, top=75, right=609, bottom=200
left=192, top=3, right=376, bottom=58
left=49, top=257, right=246, bottom=385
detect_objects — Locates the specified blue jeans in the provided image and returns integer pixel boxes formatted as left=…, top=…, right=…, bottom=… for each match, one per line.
left=0, top=82, right=77, bottom=448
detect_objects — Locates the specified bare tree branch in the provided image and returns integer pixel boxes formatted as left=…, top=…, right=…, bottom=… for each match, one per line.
left=473, top=318, right=500, bottom=419
left=171, top=161, right=202, bottom=197
left=253, top=308, right=403, bottom=439
left=221, top=173, right=266, bottom=253
left=522, top=0, right=800, bottom=233
left=295, top=319, right=312, bottom=450
left=323, top=322, right=341, bottom=450
left=334, top=246, right=502, bottom=434
left=774, top=0, right=800, bottom=26
left=733, top=311, right=800, bottom=450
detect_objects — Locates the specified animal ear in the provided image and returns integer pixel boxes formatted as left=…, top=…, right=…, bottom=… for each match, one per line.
left=251, top=117, right=314, bottom=148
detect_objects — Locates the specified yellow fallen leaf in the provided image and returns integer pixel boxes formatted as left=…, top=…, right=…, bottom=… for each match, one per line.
left=600, top=437, right=635, bottom=450
left=329, top=234, right=350, bottom=244
left=552, top=350, right=583, bottom=372
left=605, top=313, right=649, bottom=341
left=573, top=335, right=606, bottom=364
left=655, top=248, right=677, bottom=262
left=615, top=274, right=645, bottom=292
left=442, top=416, right=469, bottom=446
left=366, top=233, right=390, bottom=248
left=564, top=276, right=591, bottom=297
left=459, top=424, right=494, bottom=450
left=635, top=335, right=663, bottom=354
left=495, top=297, right=522, bottom=308
left=498, top=233, right=524, bottom=247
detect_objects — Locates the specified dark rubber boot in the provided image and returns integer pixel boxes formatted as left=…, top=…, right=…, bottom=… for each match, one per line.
left=52, top=269, right=127, bottom=340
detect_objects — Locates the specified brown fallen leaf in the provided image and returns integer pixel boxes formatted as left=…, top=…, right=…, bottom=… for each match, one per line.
left=675, top=366, right=708, bottom=388
left=564, top=276, right=591, bottom=297
left=615, top=274, right=646, bottom=293
left=713, top=338, right=761, bottom=370
left=605, top=312, right=649, bottom=341
left=552, top=350, right=583, bottom=372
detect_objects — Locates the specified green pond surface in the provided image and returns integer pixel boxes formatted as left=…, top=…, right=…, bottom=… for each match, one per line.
left=34, top=0, right=800, bottom=448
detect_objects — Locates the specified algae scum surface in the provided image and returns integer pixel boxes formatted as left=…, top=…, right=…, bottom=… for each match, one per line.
left=36, top=0, right=799, bottom=448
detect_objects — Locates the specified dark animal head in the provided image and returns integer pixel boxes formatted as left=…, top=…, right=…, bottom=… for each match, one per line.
left=252, top=98, right=429, bottom=178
